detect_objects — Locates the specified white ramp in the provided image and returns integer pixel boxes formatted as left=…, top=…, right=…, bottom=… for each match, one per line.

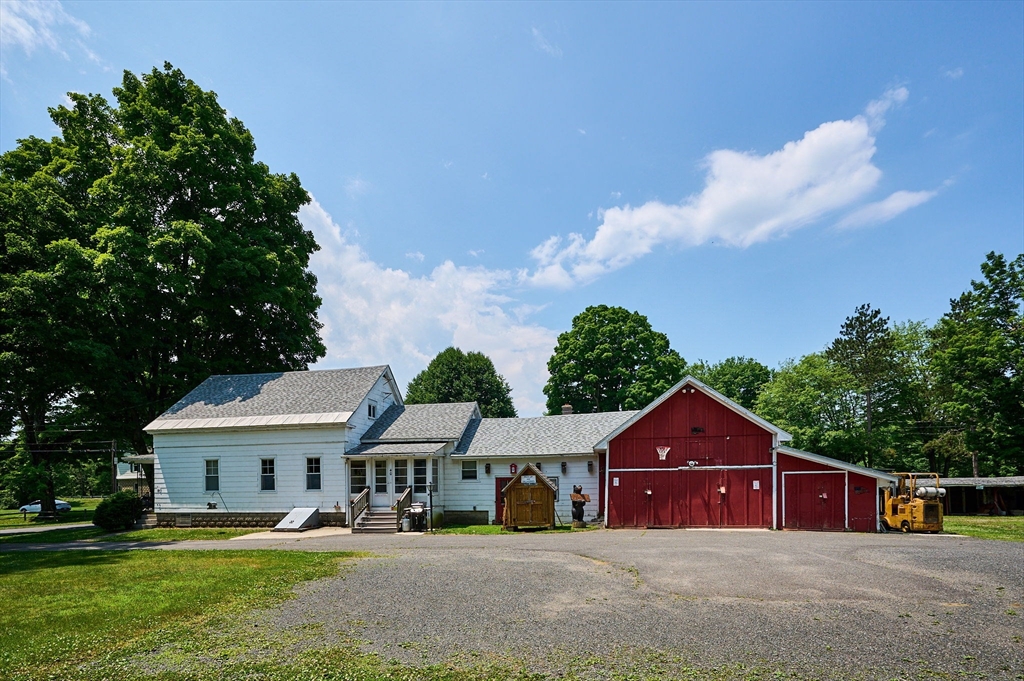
left=273, top=507, right=320, bottom=532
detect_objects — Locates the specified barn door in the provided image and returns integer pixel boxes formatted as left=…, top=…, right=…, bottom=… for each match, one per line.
left=495, top=477, right=512, bottom=524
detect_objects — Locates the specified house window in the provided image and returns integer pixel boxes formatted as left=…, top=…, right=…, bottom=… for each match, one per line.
left=461, top=460, right=478, bottom=481
left=260, top=459, right=276, bottom=491
left=394, top=459, right=408, bottom=491
left=350, top=461, right=367, bottom=494
left=368, top=400, right=377, bottom=419
left=413, top=459, right=427, bottom=493
left=548, top=476, right=559, bottom=502
left=205, top=460, right=219, bottom=492
left=306, top=457, right=322, bottom=491
left=432, top=459, right=439, bottom=490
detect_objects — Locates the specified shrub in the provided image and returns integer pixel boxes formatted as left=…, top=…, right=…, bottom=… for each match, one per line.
left=93, top=491, right=144, bottom=531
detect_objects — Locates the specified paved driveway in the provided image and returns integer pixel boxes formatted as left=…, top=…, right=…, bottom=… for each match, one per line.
left=5, top=529, right=1022, bottom=679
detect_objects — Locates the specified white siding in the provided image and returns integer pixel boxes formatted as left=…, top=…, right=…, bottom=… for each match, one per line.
left=344, top=372, right=401, bottom=450
left=153, top=427, right=349, bottom=513
left=441, top=455, right=602, bottom=524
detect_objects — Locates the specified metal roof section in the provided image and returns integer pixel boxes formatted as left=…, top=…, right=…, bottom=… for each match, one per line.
left=145, top=365, right=392, bottom=432
left=145, top=411, right=352, bottom=433
left=347, top=442, right=448, bottom=457
left=361, top=402, right=481, bottom=443
left=939, top=476, right=1024, bottom=488
left=595, top=375, right=793, bottom=450
left=455, top=410, right=638, bottom=458
left=777, top=446, right=899, bottom=482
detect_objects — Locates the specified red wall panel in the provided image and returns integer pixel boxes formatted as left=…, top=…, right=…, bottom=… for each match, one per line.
left=776, top=453, right=880, bottom=532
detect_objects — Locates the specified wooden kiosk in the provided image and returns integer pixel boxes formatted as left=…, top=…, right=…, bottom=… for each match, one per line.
left=501, top=463, right=557, bottom=530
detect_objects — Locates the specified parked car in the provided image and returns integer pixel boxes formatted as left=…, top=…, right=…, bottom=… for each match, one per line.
left=18, top=499, right=72, bottom=513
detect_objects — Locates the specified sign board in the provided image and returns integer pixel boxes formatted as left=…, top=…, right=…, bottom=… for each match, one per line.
left=521, top=475, right=537, bottom=485
left=613, top=477, right=619, bottom=486
left=752, top=480, right=760, bottom=490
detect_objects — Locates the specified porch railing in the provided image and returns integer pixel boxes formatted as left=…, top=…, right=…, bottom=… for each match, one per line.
left=349, top=488, right=369, bottom=528
left=394, top=486, right=412, bottom=531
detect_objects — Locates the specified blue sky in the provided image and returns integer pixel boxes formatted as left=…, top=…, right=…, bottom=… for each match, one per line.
left=2, top=1, right=1022, bottom=415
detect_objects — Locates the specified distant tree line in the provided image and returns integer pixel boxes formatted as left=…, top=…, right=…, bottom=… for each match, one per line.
left=542, top=252, right=1022, bottom=477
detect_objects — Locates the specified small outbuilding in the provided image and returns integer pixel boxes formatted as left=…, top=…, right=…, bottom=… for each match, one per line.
left=501, top=463, right=557, bottom=530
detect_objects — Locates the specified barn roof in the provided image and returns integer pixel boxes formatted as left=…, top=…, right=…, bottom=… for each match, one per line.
left=454, top=410, right=638, bottom=458
left=595, top=375, right=793, bottom=449
left=361, top=403, right=480, bottom=443
left=939, top=476, right=1024, bottom=488
left=145, top=366, right=393, bottom=432
left=777, top=446, right=899, bottom=482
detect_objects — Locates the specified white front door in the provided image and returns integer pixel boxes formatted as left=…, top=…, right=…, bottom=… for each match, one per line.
left=372, top=459, right=390, bottom=508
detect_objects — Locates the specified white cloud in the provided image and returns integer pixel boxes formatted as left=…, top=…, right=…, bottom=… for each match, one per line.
left=522, top=88, right=921, bottom=289
left=944, top=67, right=964, bottom=80
left=0, top=1, right=91, bottom=61
left=301, top=198, right=557, bottom=416
left=468, top=249, right=484, bottom=257
left=835, top=189, right=939, bottom=230
left=531, top=27, right=562, bottom=58
left=578, top=128, right=586, bottom=136
left=405, top=251, right=425, bottom=262
left=344, top=176, right=371, bottom=199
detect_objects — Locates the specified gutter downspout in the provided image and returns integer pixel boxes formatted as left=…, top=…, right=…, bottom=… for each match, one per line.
left=604, top=448, right=610, bottom=528
left=771, top=444, right=778, bottom=530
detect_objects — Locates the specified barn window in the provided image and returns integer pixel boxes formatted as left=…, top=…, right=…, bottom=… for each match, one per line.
left=306, top=457, right=322, bottom=491
left=461, top=460, right=478, bottom=481
left=204, top=460, right=219, bottom=492
left=413, top=459, right=427, bottom=493
left=350, top=461, right=367, bottom=494
left=260, top=459, right=276, bottom=492
left=368, top=400, right=377, bottom=419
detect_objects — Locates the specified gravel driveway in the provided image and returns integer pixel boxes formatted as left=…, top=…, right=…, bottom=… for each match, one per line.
left=248, top=530, right=1023, bottom=679
left=7, top=528, right=1021, bottom=678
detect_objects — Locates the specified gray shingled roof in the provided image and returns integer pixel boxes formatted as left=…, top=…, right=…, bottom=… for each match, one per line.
left=155, top=366, right=389, bottom=421
left=361, top=403, right=480, bottom=443
left=347, top=442, right=448, bottom=457
left=940, top=476, right=1024, bottom=487
left=455, top=411, right=638, bottom=458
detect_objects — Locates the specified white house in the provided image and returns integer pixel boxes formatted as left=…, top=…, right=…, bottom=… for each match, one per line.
left=144, top=364, right=629, bottom=528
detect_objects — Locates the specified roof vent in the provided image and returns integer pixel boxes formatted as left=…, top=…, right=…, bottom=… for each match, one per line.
left=561, top=404, right=573, bottom=415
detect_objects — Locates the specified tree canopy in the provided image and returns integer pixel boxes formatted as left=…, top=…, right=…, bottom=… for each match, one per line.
left=1, top=63, right=325, bottom=507
left=544, top=305, right=685, bottom=414
left=690, top=357, right=772, bottom=410
left=405, top=347, right=516, bottom=418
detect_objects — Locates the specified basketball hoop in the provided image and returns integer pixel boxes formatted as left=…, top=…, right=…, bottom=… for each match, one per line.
left=656, top=446, right=671, bottom=460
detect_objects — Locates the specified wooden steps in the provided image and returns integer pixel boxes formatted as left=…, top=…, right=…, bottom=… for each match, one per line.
left=352, top=508, right=397, bottom=534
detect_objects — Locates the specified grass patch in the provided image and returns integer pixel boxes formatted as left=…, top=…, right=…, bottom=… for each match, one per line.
left=943, top=515, right=1024, bottom=542
left=0, top=526, right=108, bottom=544
left=0, top=549, right=364, bottom=680
left=98, top=527, right=265, bottom=542
left=0, top=496, right=101, bottom=528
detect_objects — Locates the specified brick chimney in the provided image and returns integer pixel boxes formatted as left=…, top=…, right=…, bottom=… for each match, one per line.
left=561, top=404, right=573, bottom=415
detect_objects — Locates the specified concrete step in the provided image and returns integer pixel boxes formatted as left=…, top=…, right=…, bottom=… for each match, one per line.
left=134, top=512, right=157, bottom=530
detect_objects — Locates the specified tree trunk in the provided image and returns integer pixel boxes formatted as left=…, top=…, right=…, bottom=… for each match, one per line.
left=971, top=451, right=979, bottom=478
left=865, top=390, right=873, bottom=469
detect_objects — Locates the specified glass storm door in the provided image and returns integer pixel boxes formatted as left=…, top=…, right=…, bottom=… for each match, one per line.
left=372, top=460, right=390, bottom=507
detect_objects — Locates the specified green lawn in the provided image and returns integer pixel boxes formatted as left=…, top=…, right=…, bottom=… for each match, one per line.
left=0, top=496, right=101, bottom=528
left=0, top=549, right=364, bottom=681
left=0, top=526, right=264, bottom=544
left=943, top=515, right=1024, bottom=542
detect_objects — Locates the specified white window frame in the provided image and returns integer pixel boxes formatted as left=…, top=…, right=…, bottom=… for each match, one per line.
left=204, top=459, right=220, bottom=493
left=548, top=475, right=559, bottom=502
left=306, top=456, right=322, bottom=491
left=350, top=460, right=368, bottom=495
left=368, top=400, right=378, bottom=419
left=259, top=458, right=276, bottom=492
left=461, top=460, right=478, bottom=481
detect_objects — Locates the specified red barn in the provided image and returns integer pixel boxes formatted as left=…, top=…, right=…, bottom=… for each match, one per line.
left=597, top=377, right=897, bottom=532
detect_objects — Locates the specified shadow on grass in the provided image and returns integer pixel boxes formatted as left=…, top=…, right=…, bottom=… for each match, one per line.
left=0, top=547, right=140, bottom=576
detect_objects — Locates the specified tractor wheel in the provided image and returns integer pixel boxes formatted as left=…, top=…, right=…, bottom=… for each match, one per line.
left=901, top=520, right=911, bottom=533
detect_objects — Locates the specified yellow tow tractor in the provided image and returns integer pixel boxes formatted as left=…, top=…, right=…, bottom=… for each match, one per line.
left=880, top=472, right=946, bottom=533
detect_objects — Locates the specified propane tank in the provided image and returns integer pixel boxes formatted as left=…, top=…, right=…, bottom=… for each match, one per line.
left=915, top=486, right=946, bottom=500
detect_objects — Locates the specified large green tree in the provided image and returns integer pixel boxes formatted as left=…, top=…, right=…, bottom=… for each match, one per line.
left=544, top=305, right=685, bottom=414
left=1, top=64, right=326, bottom=509
left=930, top=252, right=1023, bottom=476
left=690, top=356, right=772, bottom=410
left=825, top=304, right=900, bottom=467
left=405, top=347, right=516, bottom=418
